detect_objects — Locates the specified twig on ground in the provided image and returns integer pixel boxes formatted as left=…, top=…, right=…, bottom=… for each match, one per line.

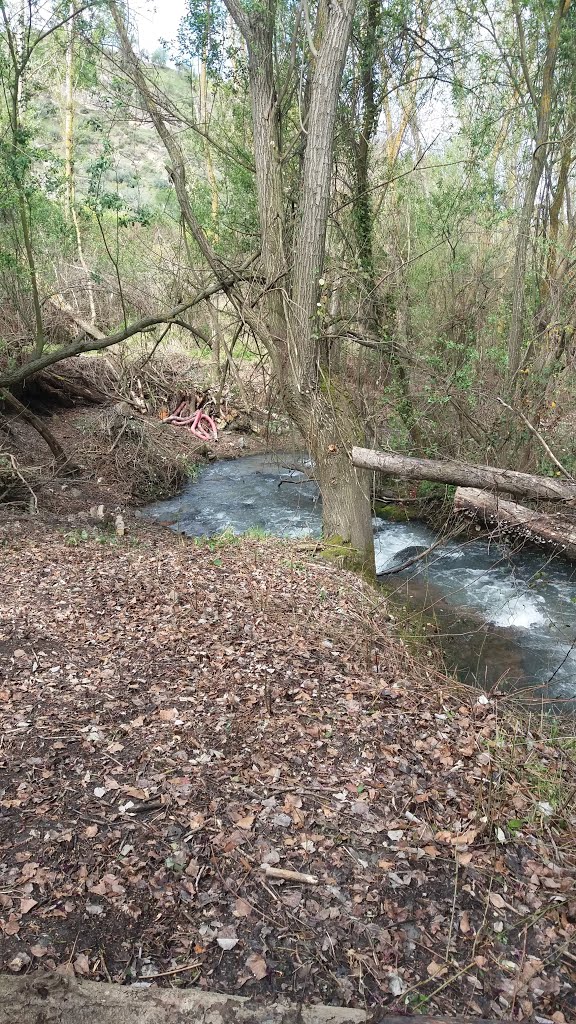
left=137, top=961, right=201, bottom=980
left=260, top=865, right=318, bottom=884
left=0, top=450, right=38, bottom=512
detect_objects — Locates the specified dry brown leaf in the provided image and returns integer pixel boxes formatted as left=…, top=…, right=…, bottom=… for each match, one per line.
left=459, top=910, right=471, bottom=933
left=245, top=953, right=267, bottom=980
left=233, top=898, right=252, bottom=917
left=19, top=898, right=38, bottom=914
left=435, top=830, right=452, bottom=843
left=30, top=944, right=49, bottom=958
left=158, top=708, right=177, bottom=721
left=427, top=960, right=448, bottom=978
left=73, top=953, right=90, bottom=975
left=489, top=893, right=506, bottom=909
left=85, top=825, right=98, bottom=838
left=456, top=851, right=473, bottom=866
left=452, top=827, right=478, bottom=846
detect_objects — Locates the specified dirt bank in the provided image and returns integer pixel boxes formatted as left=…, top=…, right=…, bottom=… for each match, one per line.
left=2, top=400, right=298, bottom=524
left=0, top=351, right=303, bottom=523
left=0, top=520, right=574, bottom=1021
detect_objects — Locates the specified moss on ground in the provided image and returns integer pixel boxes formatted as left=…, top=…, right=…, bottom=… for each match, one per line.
left=373, top=500, right=414, bottom=522
left=319, top=535, right=376, bottom=580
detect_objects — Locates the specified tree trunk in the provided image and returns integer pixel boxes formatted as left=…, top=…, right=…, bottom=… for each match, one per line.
left=454, top=486, right=576, bottom=560
left=507, top=0, right=571, bottom=384
left=316, top=454, right=374, bottom=570
left=352, top=446, right=576, bottom=501
left=233, top=0, right=374, bottom=569
left=114, top=0, right=374, bottom=573
left=199, top=1, right=220, bottom=239
left=289, top=0, right=357, bottom=387
left=300, top=392, right=375, bottom=574
left=347, top=0, right=422, bottom=453
left=64, top=0, right=97, bottom=324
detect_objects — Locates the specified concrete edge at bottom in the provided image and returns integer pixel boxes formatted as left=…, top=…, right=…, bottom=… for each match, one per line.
left=0, top=973, right=367, bottom=1024
left=0, top=973, right=518, bottom=1024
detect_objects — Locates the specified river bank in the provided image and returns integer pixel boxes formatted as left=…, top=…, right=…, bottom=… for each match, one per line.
left=0, top=517, right=575, bottom=1021
left=140, top=454, right=576, bottom=710
left=5, top=369, right=576, bottom=710
left=1, top=365, right=576, bottom=1018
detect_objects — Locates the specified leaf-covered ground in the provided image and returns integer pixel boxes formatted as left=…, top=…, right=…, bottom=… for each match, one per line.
left=0, top=521, right=574, bottom=1021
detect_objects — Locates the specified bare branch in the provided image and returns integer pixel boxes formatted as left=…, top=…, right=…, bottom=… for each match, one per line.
left=496, top=396, right=574, bottom=481
left=0, top=273, right=244, bottom=390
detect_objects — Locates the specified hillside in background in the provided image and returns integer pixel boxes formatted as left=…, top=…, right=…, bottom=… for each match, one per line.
left=34, top=60, right=194, bottom=216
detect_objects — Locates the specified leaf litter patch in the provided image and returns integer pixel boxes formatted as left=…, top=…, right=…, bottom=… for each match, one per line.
left=0, top=521, right=574, bottom=1021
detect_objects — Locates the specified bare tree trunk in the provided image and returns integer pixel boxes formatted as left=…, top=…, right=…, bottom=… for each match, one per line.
left=64, top=0, right=97, bottom=324
left=544, top=145, right=572, bottom=290
left=309, top=394, right=374, bottom=562
left=226, top=0, right=375, bottom=573
left=198, top=0, right=220, bottom=239
left=0, top=4, right=46, bottom=359
left=346, top=0, right=422, bottom=454
left=113, top=0, right=375, bottom=573
left=209, top=308, right=222, bottom=384
left=109, top=4, right=230, bottom=284
left=289, top=0, right=357, bottom=387
left=507, top=0, right=571, bottom=385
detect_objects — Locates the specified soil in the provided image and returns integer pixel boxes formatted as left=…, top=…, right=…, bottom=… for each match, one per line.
left=0, top=518, right=574, bottom=1021
left=0, top=380, right=575, bottom=1022
left=2, top=400, right=300, bottom=521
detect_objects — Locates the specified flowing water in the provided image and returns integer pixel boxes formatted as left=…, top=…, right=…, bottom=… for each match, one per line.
left=142, top=453, right=576, bottom=711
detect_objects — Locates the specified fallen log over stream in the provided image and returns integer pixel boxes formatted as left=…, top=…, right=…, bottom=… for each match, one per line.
left=351, top=447, right=576, bottom=502
left=454, top=486, right=576, bottom=560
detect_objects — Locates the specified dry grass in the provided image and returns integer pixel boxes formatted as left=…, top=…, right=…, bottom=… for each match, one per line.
left=0, top=448, right=39, bottom=510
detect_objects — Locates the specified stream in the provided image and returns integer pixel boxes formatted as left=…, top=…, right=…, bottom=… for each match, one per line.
left=142, top=453, right=576, bottom=711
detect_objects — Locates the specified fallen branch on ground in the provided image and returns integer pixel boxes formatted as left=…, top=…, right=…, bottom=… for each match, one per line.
left=260, top=865, right=318, bottom=884
left=0, top=450, right=38, bottom=511
left=0, top=974, right=513, bottom=1024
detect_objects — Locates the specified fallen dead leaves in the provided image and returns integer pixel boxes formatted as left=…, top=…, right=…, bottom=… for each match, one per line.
left=0, top=520, right=574, bottom=1022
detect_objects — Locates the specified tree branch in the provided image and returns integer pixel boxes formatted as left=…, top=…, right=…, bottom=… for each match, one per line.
left=496, top=396, right=574, bottom=481
left=0, top=275, right=241, bottom=390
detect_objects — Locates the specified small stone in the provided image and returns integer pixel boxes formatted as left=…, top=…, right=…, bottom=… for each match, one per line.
left=216, top=925, right=238, bottom=951
left=8, top=953, right=31, bottom=973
